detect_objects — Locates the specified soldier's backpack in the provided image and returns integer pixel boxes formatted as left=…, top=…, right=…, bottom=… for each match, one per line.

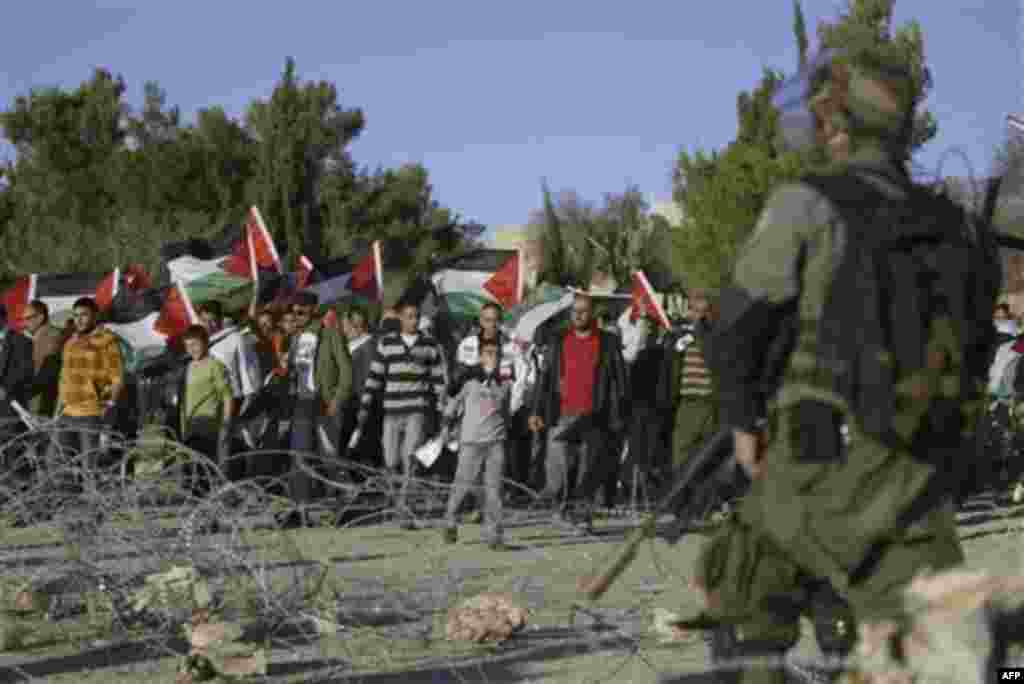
left=801, top=168, right=1002, bottom=458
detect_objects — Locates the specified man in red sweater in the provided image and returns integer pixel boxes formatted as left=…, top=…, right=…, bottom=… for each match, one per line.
left=528, top=292, right=628, bottom=531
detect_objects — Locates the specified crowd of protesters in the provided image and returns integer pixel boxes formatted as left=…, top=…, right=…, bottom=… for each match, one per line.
left=0, top=286, right=752, bottom=541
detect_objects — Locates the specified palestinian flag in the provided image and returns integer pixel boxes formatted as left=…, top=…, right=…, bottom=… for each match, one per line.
left=1, top=267, right=148, bottom=333
left=429, top=248, right=517, bottom=322
left=629, top=270, right=671, bottom=329
left=254, top=254, right=317, bottom=310
left=161, top=207, right=284, bottom=310
left=507, top=286, right=574, bottom=344
left=306, top=242, right=383, bottom=305
left=482, top=248, right=524, bottom=309
left=107, top=282, right=198, bottom=372
left=301, top=256, right=352, bottom=305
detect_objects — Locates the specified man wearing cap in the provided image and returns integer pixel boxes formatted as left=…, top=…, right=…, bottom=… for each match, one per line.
left=664, top=288, right=724, bottom=517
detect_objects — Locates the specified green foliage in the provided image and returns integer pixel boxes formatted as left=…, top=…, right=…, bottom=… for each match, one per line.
left=668, top=0, right=935, bottom=290
left=793, top=0, right=810, bottom=69
left=815, top=0, right=936, bottom=151
left=1, top=68, right=127, bottom=229
left=0, top=59, right=472, bottom=282
left=674, top=143, right=809, bottom=290
left=526, top=182, right=675, bottom=292
left=534, top=181, right=569, bottom=286
left=246, top=57, right=366, bottom=268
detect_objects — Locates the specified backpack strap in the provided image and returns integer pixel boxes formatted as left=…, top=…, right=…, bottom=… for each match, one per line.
left=796, top=171, right=969, bottom=446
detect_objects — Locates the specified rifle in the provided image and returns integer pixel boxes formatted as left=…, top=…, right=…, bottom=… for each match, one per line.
left=577, top=427, right=734, bottom=601
left=578, top=177, right=1015, bottom=604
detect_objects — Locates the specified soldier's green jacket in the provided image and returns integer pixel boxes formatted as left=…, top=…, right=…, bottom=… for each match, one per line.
left=701, top=144, right=965, bottom=622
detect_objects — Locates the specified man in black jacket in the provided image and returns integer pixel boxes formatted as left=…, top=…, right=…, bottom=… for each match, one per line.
left=0, top=304, right=36, bottom=468
left=527, top=292, right=628, bottom=530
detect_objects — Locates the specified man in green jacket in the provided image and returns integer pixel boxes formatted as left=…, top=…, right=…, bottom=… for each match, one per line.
left=285, top=293, right=353, bottom=521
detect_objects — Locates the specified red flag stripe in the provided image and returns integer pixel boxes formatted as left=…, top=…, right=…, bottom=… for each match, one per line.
left=95, top=268, right=119, bottom=312
left=630, top=271, right=671, bottom=330
left=1, top=276, right=32, bottom=332
left=249, top=207, right=283, bottom=273
left=153, top=282, right=199, bottom=346
left=483, top=252, right=521, bottom=308
left=349, top=241, right=383, bottom=303
left=220, top=207, right=282, bottom=279
left=123, top=264, right=153, bottom=291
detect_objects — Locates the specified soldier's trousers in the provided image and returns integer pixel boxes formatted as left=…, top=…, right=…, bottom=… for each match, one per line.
left=693, top=405, right=965, bottom=684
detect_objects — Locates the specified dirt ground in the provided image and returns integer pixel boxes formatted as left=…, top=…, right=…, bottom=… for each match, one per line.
left=0, top=492, right=1020, bottom=684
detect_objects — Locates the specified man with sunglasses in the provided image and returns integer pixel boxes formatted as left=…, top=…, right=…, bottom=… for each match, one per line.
left=284, top=293, right=352, bottom=525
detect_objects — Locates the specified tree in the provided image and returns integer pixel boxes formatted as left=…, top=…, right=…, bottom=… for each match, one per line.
left=317, top=161, right=476, bottom=306
left=669, top=0, right=935, bottom=290
left=188, top=106, right=257, bottom=220
left=246, top=57, right=365, bottom=267
left=1, top=68, right=127, bottom=232
left=0, top=68, right=132, bottom=273
left=527, top=182, right=674, bottom=291
left=531, top=180, right=570, bottom=286
left=793, top=0, right=810, bottom=69
left=816, top=0, right=936, bottom=152
left=0, top=59, right=470, bottom=285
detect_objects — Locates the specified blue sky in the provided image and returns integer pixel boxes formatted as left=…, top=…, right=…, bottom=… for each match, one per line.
left=1, top=0, right=1018, bottom=233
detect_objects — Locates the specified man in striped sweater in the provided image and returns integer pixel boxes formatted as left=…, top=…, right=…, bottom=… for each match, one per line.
left=357, top=301, right=447, bottom=527
left=667, top=289, right=720, bottom=491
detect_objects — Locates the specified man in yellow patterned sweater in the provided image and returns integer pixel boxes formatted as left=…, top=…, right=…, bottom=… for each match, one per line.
left=55, top=297, right=124, bottom=473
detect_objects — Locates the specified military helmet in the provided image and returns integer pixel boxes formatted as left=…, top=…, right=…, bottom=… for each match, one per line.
left=774, top=47, right=916, bottom=155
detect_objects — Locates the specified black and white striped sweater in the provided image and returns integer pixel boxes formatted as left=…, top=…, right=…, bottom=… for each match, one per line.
left=359, top=333, right=448, bottom=418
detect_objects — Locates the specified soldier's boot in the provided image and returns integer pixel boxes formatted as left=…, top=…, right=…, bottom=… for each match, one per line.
left=810, top=582, right=857, bottom=681
left=707, top=624, right=799, bottom=684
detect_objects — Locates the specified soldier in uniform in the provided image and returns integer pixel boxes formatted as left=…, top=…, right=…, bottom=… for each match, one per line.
left=690, top=47, right=998, bottom=684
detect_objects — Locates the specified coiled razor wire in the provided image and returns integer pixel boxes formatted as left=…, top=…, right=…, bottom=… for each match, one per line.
left=0, top=418, right=1020, bottom=683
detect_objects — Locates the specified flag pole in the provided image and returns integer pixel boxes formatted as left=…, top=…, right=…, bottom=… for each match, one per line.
left=515, top=244, right=525, bottom=305
left=372, top=240, right=384, bottom=304
left=250, top=206, right=283, bottom=274
left=176, top=280, right=199, bottom=325
left=247, top=223, right=259, bottom=285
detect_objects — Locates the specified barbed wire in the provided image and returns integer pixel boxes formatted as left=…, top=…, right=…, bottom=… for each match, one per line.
left=0, top=416, right=1019, bottom=684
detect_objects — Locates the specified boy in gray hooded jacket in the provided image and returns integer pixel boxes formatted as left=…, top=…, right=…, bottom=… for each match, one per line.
left=441, top=339, right=510, bottom=550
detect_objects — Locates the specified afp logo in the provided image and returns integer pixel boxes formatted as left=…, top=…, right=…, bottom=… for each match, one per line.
left=1000, top=669, right=1024, bottom=680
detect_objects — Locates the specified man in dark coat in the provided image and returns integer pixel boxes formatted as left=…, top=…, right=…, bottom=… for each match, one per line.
left=527, top=291, right=628, bottom=530
left=0, top=304, right=38, bottom=467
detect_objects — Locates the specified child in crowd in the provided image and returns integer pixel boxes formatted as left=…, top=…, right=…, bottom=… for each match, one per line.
left=179, top=325, right=234, bottom=495
left=441, top=339, right=511, bottom=550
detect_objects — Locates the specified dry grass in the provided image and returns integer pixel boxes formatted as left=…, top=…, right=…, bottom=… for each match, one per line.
left=0, top=424, right=1022, bottom=683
